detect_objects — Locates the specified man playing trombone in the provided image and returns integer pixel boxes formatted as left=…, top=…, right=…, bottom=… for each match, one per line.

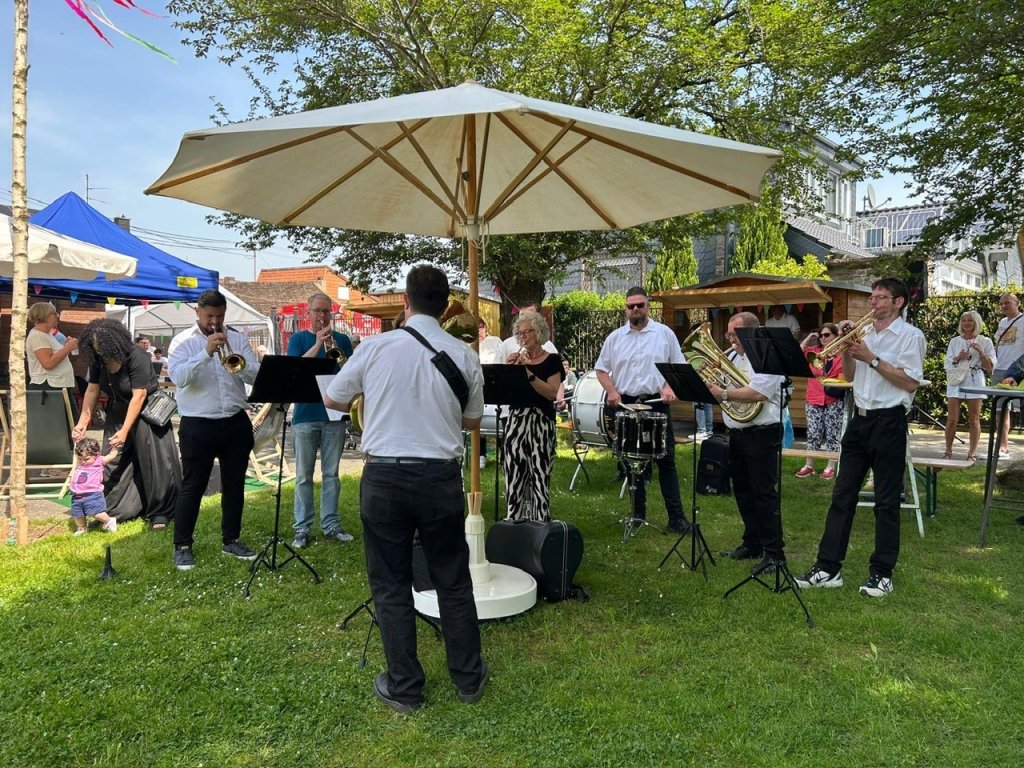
left=287, top=292, right=355, bottom=549
left=167, top=289, right=261, bottom=571
left=796, top=278, right=926, bottom=598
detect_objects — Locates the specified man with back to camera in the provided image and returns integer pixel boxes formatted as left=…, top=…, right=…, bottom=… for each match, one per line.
left=324, top=264, right=487, bottom=713
left=705, top=312, right=787, bottom=569
left=795, top=278, right=926, bottom=598
left=991, top=293, right=1024, bottom=459
left=287, top=292, right=355, bottom=549
left=594, top=286, right=691, bottom=535
left=167, top=290, right=261, bottom=572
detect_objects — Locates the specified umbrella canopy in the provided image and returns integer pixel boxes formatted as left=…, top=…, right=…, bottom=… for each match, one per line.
left=146, top=81, right=780, bottom=238
left=1, top=213, right=138, bottom=280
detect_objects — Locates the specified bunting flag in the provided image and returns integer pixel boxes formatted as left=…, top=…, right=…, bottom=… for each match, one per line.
left=64, top=0, right=176, bottom=62
left=107, top=296, right=117, bottom=305
left=140, top=299, right=149, bottom=308
left=819, top=302, right=827, bottom=311
left=32, top=284, right=41, bottom=295
left=173, top=300, right=182, bottom=310
left=726, top=305, right=734, bottom=313
left=709, top=308, right=720, bottom=319
left=785, top=304, right=793, bottom=313
left=69, top=292, right=79, bottom=305
left=756, top=304, right=763, bottom=313
left=796, top=303, right=805, bottom=312
left=736, top=305, right=743, bottom=312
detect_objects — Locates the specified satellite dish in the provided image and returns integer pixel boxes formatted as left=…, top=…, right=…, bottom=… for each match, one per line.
left=866, top=183, right=877, bottom=210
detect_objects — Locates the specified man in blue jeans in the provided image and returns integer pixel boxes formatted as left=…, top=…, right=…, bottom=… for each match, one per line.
left=288, top=292, right=355, bottom=548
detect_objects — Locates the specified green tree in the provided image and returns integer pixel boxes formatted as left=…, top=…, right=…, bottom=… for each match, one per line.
left=167, top=0, right=868, bottom=314
left=646, top=231, right=697, bottom=292
left=749, top=252, right=829, bottom=280
left=837, top=0, right=1024, bottom=257
left=732, top=200, right=789, bottom=273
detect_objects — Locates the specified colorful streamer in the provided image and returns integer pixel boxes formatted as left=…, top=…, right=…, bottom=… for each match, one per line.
left=63, top=0, right=176, bottom=62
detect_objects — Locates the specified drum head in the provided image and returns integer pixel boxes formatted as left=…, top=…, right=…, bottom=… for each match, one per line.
left=570, top=370, right=613, bottom=448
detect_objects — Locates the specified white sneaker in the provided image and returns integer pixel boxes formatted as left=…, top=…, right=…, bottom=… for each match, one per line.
left=103, top=518, right=118, bottom=533
left=795, top=566, right=844, bottom=589
left=998, top=449, right=1010, bottom=460
left=859, top=573, right=893, bottom=597
left=72, top=528, right=87, bottom=537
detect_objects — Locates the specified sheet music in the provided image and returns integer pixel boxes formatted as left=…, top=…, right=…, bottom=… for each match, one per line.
left=316, top=374, right=344, bottom=422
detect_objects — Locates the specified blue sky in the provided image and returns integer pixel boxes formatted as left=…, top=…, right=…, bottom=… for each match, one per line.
left=2, top=3, right=917, bottom=284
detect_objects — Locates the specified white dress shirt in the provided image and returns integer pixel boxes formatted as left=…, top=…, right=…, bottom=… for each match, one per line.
left=167, top=324, right=259, bottom=418
left=852, top=315, right=926, bottom=411
left=326, top=314, right=485, bottom=460
left=993, top=313, right=1024, bottom=370
left=721, top=351, right=784, bottom=430
left=478, top=335, right=504, bottom=364
left=594, top=319, right=684, bottom=396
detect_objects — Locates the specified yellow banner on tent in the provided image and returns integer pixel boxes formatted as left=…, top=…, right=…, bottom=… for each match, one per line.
left=176, top=276, right=199, bottom=288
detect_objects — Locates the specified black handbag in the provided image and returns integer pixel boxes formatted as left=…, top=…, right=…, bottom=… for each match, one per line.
left=139, top=389, right=177, bottom=427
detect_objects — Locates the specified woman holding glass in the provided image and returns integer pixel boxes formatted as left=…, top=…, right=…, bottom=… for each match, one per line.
left=943, top=310, right=996, bottom=462
left=25, top=302, right=80, bottom=422
left=796, top=323, right=845, bottom=479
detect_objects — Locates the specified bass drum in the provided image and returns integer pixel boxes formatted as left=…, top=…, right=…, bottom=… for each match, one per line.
left=571, top=370, right=614, bottom=448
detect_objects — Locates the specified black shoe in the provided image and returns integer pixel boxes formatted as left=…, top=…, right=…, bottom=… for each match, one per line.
left=222, top=539, right=258, bottom=561
left=720, top=544, right=763, bottom=560
left=372, top=672, right=422, bottom=714
left=457, top=661, right=489, bottom=704
left=666, top=518, right=692, bottom=535
left=1016, top=514, right=1024, bottom=526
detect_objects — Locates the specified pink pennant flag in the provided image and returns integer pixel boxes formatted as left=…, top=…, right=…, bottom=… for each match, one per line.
left=796, top=303, right=805, bottom=312
left=756, top=304, right=763, bottom=312
left=33, top=284, right=42, bottom=295
left=141, top=299, right=150, bottom=307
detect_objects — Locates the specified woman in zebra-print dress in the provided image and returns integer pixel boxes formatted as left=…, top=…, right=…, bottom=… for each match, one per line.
left=502, top=312, right=565, bottom=521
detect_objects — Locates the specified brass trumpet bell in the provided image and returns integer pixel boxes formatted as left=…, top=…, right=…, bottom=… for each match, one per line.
left=805, top=312, right=875, bottom=369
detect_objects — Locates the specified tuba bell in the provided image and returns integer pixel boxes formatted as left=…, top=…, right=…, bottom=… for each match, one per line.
left=681, top=322, right=763, bottom=423
left=212, top=323, right=247, bottom=374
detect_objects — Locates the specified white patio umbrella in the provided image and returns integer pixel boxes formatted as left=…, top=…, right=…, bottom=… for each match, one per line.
left=147, top=82, right=780, bottom=615
left=1, top=214, right=138, bottom=280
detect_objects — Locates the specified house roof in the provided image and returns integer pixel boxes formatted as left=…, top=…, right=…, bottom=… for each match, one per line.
left=785, top=214, right=876, bottom=259
left=220, top=278, right=323, bottom=315
left=653, top=274, right=870, bottom=310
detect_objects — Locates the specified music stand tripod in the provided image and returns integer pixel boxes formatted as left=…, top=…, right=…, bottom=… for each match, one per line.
left=337, top=596, right=442, bottom=669
left=482, top=364, right=542, bottom=522
left=655, top=363, right=716, bottom=580
left=242, top=355, right=335, bottom=597
left=722, top=327, right=815, bottom=627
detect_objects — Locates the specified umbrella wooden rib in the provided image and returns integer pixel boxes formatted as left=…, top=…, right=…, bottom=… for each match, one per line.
left=530, top=112, right=761, bottom=202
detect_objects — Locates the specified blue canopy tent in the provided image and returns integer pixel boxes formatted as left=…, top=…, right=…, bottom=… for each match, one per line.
left=1, top=192, right=218, bottom=304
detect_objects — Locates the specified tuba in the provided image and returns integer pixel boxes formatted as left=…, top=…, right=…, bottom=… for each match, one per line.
left=440, top=299, right=478, bottom=343
left=805, top=312, right=875, bottom=369
left=212, top=323, right=247, bottom=374
left=681, top=322, right=762, bottom=423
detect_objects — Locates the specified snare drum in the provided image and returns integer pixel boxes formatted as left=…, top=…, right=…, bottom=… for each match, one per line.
left=613, top=411, right=668, bottom=461
left=571, top=370, right=614, bottom=448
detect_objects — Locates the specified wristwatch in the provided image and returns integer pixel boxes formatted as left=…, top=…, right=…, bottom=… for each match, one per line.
left=869, top=357, right=882, bottom=369
left=527, top=373, right=537, bottom=382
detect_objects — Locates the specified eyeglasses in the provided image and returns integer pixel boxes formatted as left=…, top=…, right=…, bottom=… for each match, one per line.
left=310, top=308, right=333, bottom=314
left=626, top=302, right=647, bottom=310
left=515, top=329, right=535, bottom=338
left=870, top=294, right=894, bottom=302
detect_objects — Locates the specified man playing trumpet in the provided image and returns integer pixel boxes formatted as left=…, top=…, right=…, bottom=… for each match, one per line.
left=796, top=278, right=926, bottom=598
left=287, top=292, right=355, bottom=548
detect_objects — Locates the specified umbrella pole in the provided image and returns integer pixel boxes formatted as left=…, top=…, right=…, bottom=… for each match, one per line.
left=465, top=115, right=482, bottom=500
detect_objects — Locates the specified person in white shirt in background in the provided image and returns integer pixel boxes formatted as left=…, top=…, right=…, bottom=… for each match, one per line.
left=990, top=293, right=1024, bottom=458
left=476, top=317, right=503, bottom=469
left=765, top=305, right=802, bottom=340
left=497, top=303, right=558, bottom=361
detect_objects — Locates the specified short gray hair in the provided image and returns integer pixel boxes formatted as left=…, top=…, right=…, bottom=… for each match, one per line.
left=517, top=311, right=549, bottom=345
left=307, top=292, right=332, bottom=306
left=28, top=302, right=57, bottom=325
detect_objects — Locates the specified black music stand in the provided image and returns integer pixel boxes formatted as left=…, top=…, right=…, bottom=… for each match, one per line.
left=482, top=364, right=540, bottom=521
left=722, top=327, right=815, bottom=627
left=243, top=355, right=335, bottom=597
left=655, top=363, right=717, bottom=580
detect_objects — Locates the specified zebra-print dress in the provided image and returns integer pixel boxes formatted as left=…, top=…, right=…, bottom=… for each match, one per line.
left=503, top=354, right=564, bottom=521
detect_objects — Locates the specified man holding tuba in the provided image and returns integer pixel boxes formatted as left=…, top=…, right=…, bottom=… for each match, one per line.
left=706, top=312, right=787, bottom=568
left=167, top=289, right=261, bottom=571
left=287, top=292, right=356, bottom=549
left=795, top=278, right=926, bottom=598
left=594, top=287, right=691, bottom=535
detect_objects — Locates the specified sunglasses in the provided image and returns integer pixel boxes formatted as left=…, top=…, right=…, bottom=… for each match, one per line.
left=626, top=302, right=647, bottom=310
left=819, top=332, right=834, bottom=338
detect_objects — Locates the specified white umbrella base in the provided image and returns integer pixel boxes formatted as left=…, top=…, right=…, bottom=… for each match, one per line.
left=412, top=563, right=537, bottom=620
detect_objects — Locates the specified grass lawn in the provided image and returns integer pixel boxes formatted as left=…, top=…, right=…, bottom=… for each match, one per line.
left=2, top=436, right=1022, bottom=767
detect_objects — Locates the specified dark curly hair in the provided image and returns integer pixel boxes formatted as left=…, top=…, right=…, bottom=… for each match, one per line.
left=78, top=318, right=135, bottom=365
left=75, top=437, right=101, bottom=458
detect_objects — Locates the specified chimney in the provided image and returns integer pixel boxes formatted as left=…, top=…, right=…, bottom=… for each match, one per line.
left=114, top=216, right=131, bottom=232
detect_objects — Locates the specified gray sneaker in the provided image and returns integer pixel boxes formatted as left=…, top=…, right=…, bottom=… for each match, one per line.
left=222, top=539, right=258, bottom=561
left=173, top=546, right=195, bottom=571
left=325, top=527, right=354, bottom=543
left=292, top=530, right=311, bottom=549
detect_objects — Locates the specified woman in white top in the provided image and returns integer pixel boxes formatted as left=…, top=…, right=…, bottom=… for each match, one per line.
left=943, top=310, right=996, bottom=461
left=25, top=301, right=80, bottom=420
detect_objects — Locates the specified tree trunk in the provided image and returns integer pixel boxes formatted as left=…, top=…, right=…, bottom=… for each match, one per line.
left=8, top=0, right=30, bottom=544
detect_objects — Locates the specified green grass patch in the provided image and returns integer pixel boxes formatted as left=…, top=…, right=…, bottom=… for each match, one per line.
left=2, top=438, right=1022, bottom=767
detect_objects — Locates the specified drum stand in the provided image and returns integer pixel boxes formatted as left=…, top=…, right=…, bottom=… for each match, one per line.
left=658, top=434, right=715, bottom=580
left=617, top=455, right=661, bottom=542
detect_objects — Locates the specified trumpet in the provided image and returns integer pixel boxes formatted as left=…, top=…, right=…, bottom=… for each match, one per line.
left=805, top=313, right=875, bottom=369
left=320, top=317, right=347, bottom=363
left=211, top=323, right=247, bottom=374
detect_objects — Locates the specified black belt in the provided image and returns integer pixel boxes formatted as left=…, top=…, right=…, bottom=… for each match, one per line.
left=854, top=405, right=906, bottom=419
left=731, top=424, right=777, bottom=434
left=623, top=393, right=660, bottom=402
left=364, top=456, right=460, bottom=465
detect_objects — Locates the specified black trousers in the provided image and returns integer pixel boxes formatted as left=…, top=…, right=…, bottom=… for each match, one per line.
left=360, top=461, right=483, bottom=703
left=173, top=410, right=254, bottom=548
left=815, top=408, right=907, bottom=578
left=613, top=396, right=686, bottom=524
left=729, top=424, right=783, bottom=558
